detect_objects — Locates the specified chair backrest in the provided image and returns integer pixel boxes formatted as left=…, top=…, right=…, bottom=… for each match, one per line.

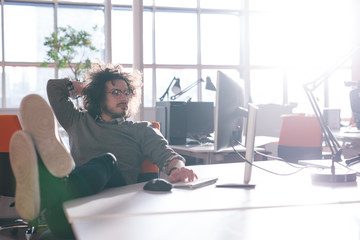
left=278, top=114, right=323, bottom=163
left=137, top=121, right=160, bottom=183
left=0, top=115, right=22, bottom=197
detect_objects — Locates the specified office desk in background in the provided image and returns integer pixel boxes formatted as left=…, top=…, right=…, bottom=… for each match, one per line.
left=63, top=161, right=360, bottom=240
left=171, top=136, right=278, bottom=164
left=333, top=127, right=360, bottom=158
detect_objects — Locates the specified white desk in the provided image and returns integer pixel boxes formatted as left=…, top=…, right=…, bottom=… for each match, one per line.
left=171, top=136, right=278, bottom=164
left=63, top=161, right=360, bottom=240
left=66, top=203, right=360, bottom=240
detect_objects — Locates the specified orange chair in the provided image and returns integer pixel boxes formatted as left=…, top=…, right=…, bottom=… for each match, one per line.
left=137, top=121, right=160, bottom=183
left=0, top=115, right=21, bottom=197
left=277, top=114, right=323, bottom=163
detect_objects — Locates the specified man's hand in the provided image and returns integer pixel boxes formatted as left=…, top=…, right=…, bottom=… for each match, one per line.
left=167, top=167, right=198, bottom=183
left=71, top=80, right=86, bottom=96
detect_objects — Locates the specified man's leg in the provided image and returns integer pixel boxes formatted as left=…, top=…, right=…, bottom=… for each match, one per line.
left=40, top=152, right=119, bottom=238
left=19, top=94, right=75, bottom=177
left=9, top=131, right=40, bottom=222
left=12, top=93, right=123, bottom=237
left=10, top=130, right=119, bottom=238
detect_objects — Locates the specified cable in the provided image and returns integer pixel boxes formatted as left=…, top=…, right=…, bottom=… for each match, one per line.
left=235, top=140, right=309, bottom=170
left=230, top=143, right=306, bottom=176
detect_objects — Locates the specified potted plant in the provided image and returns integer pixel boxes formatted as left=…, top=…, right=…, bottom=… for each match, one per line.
left=41, top=25, right=98, bottom=81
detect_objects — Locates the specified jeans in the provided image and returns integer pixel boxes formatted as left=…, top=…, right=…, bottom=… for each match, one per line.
left=39, top=153, right=126, bottom=238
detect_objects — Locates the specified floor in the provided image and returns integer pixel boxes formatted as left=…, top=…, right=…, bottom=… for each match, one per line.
left=0, top=219, right=47, bottom=240
left=0, top=219, right=73, bottom=240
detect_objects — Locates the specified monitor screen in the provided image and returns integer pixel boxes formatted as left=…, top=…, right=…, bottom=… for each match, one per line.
left=186, top=102, right=214, bottom=139
left=214, top=71, right=245, bottom=151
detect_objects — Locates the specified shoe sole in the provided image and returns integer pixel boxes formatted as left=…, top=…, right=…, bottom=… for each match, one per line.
left=9, top=130, right=40, bottom=221
left=20, top=94, right=75, bottom=177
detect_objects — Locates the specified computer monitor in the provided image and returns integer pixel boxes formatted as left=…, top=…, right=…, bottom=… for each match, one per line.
left=350, top=88, right=360, bottom=129
left=244, top=103, right=258, bottom=184
left=186, top=102, right=214, bottom=140
left=214, top=71, right=245, bottom=151
left=216, top=102, right=258, bottom=187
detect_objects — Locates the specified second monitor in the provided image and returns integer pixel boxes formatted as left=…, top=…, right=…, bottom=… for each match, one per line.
left=186, top=102, right=214, bottom=142
left=156, top=101, right=214, bottom=145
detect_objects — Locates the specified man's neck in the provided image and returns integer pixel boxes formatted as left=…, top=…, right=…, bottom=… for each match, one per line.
left=99, top=113, right=124, bottom=123
left=100, top=113, right=112, bottom=122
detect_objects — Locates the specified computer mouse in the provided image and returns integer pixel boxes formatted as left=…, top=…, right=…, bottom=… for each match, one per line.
left=143, top=178, right=173, bottom=191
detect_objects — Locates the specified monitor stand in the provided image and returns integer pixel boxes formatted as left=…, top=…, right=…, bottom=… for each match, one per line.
left=216, top=183, right=255, bottom=189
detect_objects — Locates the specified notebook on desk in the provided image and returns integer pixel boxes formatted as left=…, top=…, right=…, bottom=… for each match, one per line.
left=172, top=177, right=218, bottom=189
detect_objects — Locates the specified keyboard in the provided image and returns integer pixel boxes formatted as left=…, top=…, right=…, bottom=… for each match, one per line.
left=172, top=177, right=218, bottom=189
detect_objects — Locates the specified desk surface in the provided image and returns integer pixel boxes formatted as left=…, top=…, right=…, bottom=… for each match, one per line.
left=64, top=161, right=360, bottom=240
left=333, top=127, right=360, bottom=141
left=171, top=136, right=278, bottom=153
left=68, top=203, right=360, bottom=240
left=170, top=136, right=277, bottom=164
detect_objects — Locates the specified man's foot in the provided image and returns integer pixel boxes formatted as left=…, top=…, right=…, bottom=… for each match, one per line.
left=20, top=94, right=75, bottom=177
left=9, top=130, right=40, bottom=221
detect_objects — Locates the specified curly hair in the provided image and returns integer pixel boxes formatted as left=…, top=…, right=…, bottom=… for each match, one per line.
left=82, top=63, right=143, bottom=119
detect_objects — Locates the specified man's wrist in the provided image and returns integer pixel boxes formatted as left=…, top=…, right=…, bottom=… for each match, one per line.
left=66, top=81, right=80, bottom=99
left=168, top=167, right=178, bottom=176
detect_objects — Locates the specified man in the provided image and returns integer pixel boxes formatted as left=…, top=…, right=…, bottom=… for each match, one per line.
left=10, top=63, right=197, bottom=237
left=47, top=63, right=196, bottom=184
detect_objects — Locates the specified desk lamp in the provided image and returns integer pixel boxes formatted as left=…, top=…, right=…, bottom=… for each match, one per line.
left=159, top=77, right=181, bottom=101
left=170, top=77, right=216, bottom=101
left=303, top=48, right=359, bottom=183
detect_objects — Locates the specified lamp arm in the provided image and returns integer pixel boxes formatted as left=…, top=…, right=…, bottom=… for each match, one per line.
left=159, top=77, right=177, bottom=101
left=304, top=47, right=360, bottom=91
left=304, top=85, right=342, bottom=162
left=170, top=78, right=204, bottom=100
left=302, top=47, right=360, bottom=165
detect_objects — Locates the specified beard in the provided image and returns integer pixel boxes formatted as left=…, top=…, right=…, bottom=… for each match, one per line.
left=102, top=104, right=127, bottom=119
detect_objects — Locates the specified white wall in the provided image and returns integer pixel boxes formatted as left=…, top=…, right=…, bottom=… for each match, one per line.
left=143, top=107, right=156, bottom=121
left=0, top=108, right=19, bottom=116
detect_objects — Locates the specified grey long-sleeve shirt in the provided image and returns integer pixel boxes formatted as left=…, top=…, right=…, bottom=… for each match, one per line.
left=47, top=79, right=185, bottom=184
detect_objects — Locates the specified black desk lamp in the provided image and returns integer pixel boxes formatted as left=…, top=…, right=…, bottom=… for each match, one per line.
left=170, top=77, right=216, bottom=101
left=303, top=48, right=359, bottom=183
left=159, top=77, right=181, bottom=101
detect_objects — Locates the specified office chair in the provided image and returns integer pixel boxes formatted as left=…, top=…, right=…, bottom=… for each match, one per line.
left=137, top=121, right=160, bottom=183
left=0, top=114, right=46, bottom=239
left=277, top=114, right=323, bottom=163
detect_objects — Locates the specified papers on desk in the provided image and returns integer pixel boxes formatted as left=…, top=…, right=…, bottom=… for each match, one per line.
left=344, top=127, right=360, bottom=133
left=172, top=177, right=218, bottom=189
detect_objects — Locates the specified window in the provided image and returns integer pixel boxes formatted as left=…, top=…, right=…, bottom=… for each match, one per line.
left=249, top=0, right=353, bottom=117
left=0, top=0, right=357, bottom=121
left=4, top=2, right=53, bottom=62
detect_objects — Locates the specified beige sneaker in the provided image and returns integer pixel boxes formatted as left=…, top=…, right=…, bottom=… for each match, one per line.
left=9, top=130, right=40, bottom=221
left=20, top=94, right=75, bottom=177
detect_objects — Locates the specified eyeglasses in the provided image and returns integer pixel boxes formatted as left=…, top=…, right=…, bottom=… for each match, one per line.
left=105, top=89, right=132, bottom=97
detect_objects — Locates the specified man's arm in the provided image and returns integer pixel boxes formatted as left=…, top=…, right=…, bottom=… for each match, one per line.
left=167, top=158, right=197, bottom=183
left=70, top=81, right=86, bottom=97
left=47, top=79, right=84, bottom=131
